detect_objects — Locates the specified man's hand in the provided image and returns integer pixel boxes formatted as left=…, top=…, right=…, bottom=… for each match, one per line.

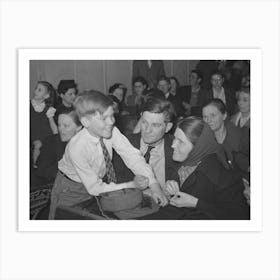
left=134, top=175, right=149, bottom=190
left=169, top=192, right=198, bottom=208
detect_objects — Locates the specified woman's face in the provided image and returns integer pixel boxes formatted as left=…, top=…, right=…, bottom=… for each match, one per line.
left=61, top=88, right=76, bottom=107
left=113, top=88, right=124, bottom=102
left=237, top=92, right=250, bottom=114
left=58, top=114, right=80, bottom=142
left=172, top=128, right=194, bottom=162
left=34, top=83, right=49, bottom=101
left=202, top=105, right=226, bottom=132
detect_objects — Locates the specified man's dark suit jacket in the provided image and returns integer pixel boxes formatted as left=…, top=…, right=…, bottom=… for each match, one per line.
left=113, top=133, right=179, bottom=184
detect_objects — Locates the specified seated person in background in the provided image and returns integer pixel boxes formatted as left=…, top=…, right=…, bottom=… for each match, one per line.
left=30, top=81, right=58, bottom=168
left=196, top=60, right=218, bottom=90
left=181, top=70, right=208, bottom=117
left=49, top=90, right=167, bottom=219
left=108, top=83, right=130, bottom=133
left=139, top=117, right=249, bottom=220
left=126, top=76, right=148, bottom=117
left=114, top=96, right=179, bottom=191
left=158, top=76, right=185, bottom=117
left=202, top=99, right=250, bottom=175
left=203, top=71, right=236, bottom=116
left=36, top=109, right=82, bottom=184
left=231, top=87, right=250, bottom=128
left=54, top=80, right=77, bottom=123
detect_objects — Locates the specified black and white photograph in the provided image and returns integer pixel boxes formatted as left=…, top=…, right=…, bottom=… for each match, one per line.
left=18, top=48, right=261, bottom=231
left=28, top=59, right=251, bottom=221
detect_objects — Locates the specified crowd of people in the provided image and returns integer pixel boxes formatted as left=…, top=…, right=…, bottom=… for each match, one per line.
left=30, top=60, right=250, bottom=220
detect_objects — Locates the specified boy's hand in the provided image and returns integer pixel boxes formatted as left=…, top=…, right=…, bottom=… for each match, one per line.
left=133, top=175, right=149, bottom=190
left=149, top=183, right=168, bottom=206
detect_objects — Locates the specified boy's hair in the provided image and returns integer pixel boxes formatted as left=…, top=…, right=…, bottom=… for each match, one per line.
left=74, top=90, right=113, bottom=119
left=141, top=95, right=175, bottom=123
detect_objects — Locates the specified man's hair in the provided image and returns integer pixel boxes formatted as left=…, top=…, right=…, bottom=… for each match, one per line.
left=141, top=95, right=175, bottom=122
left=191, top=70, right=203, bottom=83
left=132, top=76, right=148, bottom=87
left=157, top=76, right=170, bottom=85
left=74, top=90, right=113, bottom=119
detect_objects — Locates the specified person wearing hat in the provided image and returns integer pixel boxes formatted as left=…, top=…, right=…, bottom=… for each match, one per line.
left=54, top=80, right=78, bottom=124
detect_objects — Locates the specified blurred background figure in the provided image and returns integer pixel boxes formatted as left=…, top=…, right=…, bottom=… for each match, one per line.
left=133, top=60, right=165, bottom=89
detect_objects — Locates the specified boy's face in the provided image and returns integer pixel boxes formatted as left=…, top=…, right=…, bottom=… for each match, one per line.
left=238, top=92, right=250, bottom=113
left=84, top=106, right=115, bottom=139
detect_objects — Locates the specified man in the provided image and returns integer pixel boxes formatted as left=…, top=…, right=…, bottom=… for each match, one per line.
left=133, top=60, right=165, bottom=89
left=206, top=71, right=236, bottom=116
left=157, top=76, right=184, bottom=117
left=114, top=96, right=179, bottom=193
left=181, top=70, right=208, bottom=117
left=49, top=90, right=167, bottom=219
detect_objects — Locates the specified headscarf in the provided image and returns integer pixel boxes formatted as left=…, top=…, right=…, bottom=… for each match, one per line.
left=177, top=122, right=222, bottom=185
left=181, top=122, right=218, bottom=167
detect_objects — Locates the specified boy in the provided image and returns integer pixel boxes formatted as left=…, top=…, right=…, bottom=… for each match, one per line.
left=49, top=90, right=167, bottom=218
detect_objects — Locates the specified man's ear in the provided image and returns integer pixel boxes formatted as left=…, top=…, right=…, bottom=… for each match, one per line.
left=165, top=122, right=173, bottom=133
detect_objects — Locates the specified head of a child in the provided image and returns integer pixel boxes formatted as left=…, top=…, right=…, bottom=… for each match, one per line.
left=237, top=88, right=250, bottom=114
left=133, top=76, right=148, bottom=96
left=74, top=90, right=115, bottom=139
left=57, top=80, right=77, bottom=107
left=34, top=81, right=55, bottom=105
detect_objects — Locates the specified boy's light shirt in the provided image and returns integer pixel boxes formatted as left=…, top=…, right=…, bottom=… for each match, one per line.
left=58, top=126, right=157, bottom=196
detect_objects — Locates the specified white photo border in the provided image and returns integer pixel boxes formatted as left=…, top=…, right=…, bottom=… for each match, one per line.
left=19, top=48, right=261, bottom=232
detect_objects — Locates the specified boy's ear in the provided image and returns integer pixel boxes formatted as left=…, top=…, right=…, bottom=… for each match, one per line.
left=165, top=122, right=173, bottom=133
left=80, top=116, right=90, bottom=128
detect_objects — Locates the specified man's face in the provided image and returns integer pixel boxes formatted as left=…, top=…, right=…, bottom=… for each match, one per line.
left=211, top=74, right=224, bottom=90
left=61, top=88, right=76, bottom=106
left=158, top=80, right=170, bottom=94
left=140, top=111, right=169, bottom=145
left=189, top=72, right=200, bottom=87
left=134, top=82, right=146, bottom=96
left=84, top=106, right=115, bottom=139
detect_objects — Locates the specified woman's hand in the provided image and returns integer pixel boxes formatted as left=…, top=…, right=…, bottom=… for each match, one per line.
left=165, top=180, right=180, bottom=196
left=169, top=192, right=198, bottom=208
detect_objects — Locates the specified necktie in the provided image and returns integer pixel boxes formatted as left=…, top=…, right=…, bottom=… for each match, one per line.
left=100, top=138, right=117, bottom=183
left=144, top=145, right=155, bottom=163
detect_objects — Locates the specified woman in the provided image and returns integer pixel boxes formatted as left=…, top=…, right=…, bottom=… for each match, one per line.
left=36, top=109, right=82, bottom=183
left=202, top=99, right=250, bottom=174
left=140, top=117, right=249, bottom=220
left=231, top=88, right=250, bottom=128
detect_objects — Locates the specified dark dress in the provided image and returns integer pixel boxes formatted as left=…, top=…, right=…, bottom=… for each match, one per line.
left=36, top=134, right=67, bottom=183
left=30, top=102, right=53, bottom=143
left=138, top=153, right=250, bottom=220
